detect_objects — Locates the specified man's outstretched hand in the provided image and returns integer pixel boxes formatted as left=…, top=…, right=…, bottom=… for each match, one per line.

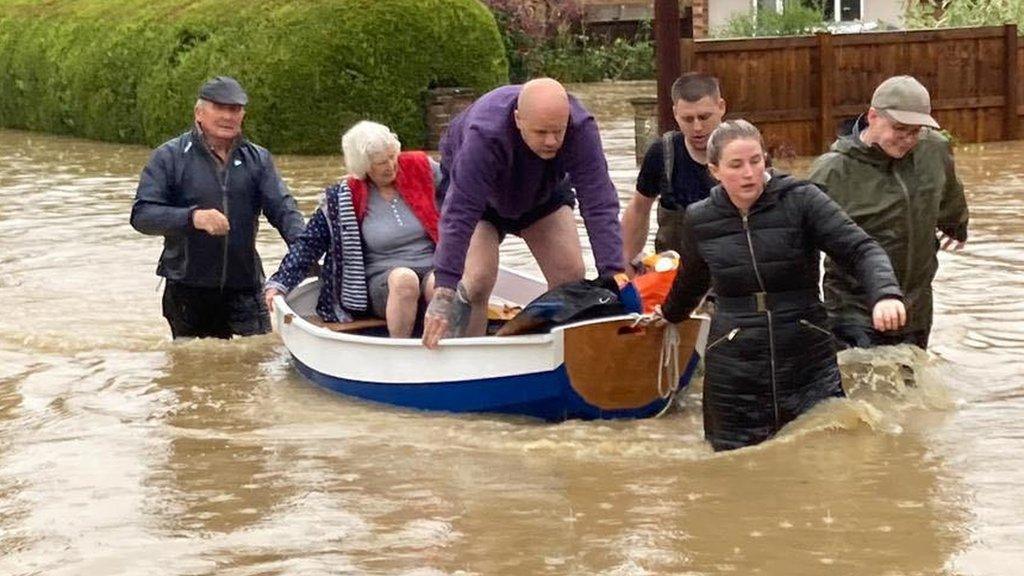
left=422, top=287, right=456, bottom=349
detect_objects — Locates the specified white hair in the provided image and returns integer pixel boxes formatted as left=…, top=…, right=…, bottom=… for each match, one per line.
left=341, top=121, right=401, bottom=178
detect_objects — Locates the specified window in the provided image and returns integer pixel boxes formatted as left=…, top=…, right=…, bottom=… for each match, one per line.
left=755, top=0, right=862, bottom=22
left=807, top=0, right=862, bottom=21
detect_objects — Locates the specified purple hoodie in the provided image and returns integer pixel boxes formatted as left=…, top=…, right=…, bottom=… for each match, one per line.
left=433, top=85, right=625, bottom=289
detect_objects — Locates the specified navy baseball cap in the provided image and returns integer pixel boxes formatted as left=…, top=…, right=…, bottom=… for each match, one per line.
left=198, top=76, right=248, bottom=106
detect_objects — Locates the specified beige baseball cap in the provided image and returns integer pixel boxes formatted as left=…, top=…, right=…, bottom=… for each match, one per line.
left=870, top=75, right=940, bottom=129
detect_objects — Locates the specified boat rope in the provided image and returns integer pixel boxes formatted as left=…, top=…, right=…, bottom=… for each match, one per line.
left=628, top=314, right=681, bottom=418
left=654, top=323, right=681, bottom=418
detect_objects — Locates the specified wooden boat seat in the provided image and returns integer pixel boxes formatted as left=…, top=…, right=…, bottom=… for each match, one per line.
left=303, top=315, right=387, bottom=333
left=296, top=303, right=517, bottom=331
left=289, top=302, right=517, bottom=336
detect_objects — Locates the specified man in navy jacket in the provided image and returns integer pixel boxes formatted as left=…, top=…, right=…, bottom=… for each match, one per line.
left=131, top=76, right=305, bottom=339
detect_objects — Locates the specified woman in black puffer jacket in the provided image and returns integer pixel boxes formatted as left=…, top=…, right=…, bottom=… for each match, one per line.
left=659, top=120, right=907, bottom=451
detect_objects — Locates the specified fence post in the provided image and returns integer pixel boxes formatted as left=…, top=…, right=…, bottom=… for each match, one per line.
left=680, top=38, right=694, bottom=73
left=630, top=97, right=659, bottom=166
left=817, top=31, right=835, bottom=153
left=1005, top=23, right=1019, bottom=141
left=655, top=0, right=682, bottom=134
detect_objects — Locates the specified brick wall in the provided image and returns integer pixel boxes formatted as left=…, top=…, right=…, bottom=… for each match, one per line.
left=425, top=87, right=476, bottom=150
left=691, top=0, right=707, bottom=38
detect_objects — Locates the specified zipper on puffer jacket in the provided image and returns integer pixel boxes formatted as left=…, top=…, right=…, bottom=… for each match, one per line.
left=742, top=213, right=780, bottom=431
left=799, top=318, right=834, bottom=339
left=706, top=327, right=741, bottom=351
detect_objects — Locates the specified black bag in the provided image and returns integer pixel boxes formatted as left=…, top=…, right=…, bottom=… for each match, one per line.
left=496, top=277, right=626, bottom=336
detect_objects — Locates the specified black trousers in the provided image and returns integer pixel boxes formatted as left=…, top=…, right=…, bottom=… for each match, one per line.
left=162, top=281, right=270, bottom=339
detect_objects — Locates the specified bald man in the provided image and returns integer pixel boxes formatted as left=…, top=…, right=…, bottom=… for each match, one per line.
left=422, top=79, right=625, bottom=348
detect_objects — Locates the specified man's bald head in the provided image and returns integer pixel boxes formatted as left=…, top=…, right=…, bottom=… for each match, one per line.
left=517, top=78, right=569, bottom=117
left=514, top=78, right=570, bottom=159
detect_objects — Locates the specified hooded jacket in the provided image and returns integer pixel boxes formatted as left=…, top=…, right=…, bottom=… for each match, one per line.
left=808, top=119, right=969, bottom=334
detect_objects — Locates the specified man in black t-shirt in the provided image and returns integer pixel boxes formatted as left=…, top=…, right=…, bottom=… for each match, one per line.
left=622, top=73, right=725, bottom=276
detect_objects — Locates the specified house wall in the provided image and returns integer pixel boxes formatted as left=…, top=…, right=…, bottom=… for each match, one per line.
left=708, top=0, right=752, bottom=35
left=702, top=1, right=906, bottom=34
left=864, top=0, right=904, bottom=25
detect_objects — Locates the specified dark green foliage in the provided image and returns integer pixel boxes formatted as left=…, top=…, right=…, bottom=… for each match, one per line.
left=0, top=0, right=508, bottom=153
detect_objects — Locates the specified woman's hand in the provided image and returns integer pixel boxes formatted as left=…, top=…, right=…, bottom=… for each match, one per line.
left=872, top=298, right=907, bottom=332
left=264, top=287, right=282, bottom=313
left=635, top=305, right=667, bottom=328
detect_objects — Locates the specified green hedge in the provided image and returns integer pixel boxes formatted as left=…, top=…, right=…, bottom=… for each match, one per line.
left=0, top=0, right=507, bottom=153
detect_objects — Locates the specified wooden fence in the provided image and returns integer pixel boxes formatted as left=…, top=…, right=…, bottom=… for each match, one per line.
left=676, top=24, right=1019, bottom=156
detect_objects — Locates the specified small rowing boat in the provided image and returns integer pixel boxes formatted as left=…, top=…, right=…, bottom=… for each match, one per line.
left=273, top=267, right=707, bottom=421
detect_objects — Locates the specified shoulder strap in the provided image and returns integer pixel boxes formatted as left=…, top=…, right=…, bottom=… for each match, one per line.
left=659, top=131, right=678, bottom=199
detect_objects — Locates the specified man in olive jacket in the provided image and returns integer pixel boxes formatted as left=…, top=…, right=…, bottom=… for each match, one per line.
left=131, top=76, right=305, bottom=339
left=809, top=76, right=969, bottom=349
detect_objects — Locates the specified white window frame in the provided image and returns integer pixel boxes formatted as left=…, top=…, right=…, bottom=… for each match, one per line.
left=751, top=0, right=865, bottom=21
left=828, top=0, right=865, bottom=22
left=750, top=0, right=785, bottom=13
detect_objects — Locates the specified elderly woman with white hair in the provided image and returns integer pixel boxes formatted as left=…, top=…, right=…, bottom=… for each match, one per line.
left=264, top=121, right=441, bottom=337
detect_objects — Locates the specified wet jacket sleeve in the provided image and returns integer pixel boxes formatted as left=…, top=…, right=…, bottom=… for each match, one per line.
left=936, top=143, right=969, bottom=242
left=564, top=117, right=625, bottom=277
left=266, top=209, right=330, bottom=294
left=432, top=129, right=499, bottom=290
left=258, top=150, right=306, bottom=245
left=802, top=185, right=903, bottom=306
left=661, top=213, right=711, bottom=323
left=130, top=146, right=194, bottom=236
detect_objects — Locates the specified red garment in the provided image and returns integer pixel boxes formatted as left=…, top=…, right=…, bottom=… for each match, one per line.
left=347, top=151, right=439, bottom=242
left=632, top=269, right=679, bottom=314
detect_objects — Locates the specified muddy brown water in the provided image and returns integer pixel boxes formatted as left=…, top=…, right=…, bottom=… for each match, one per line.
left=0, top=81, right=1021, bottom=575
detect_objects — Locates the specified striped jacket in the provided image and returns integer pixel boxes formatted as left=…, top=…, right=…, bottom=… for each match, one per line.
left=266, top=153, right=439, bottom=322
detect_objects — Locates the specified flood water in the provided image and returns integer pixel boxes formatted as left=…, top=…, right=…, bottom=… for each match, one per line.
left=1, top=81, right=1021, bottom=575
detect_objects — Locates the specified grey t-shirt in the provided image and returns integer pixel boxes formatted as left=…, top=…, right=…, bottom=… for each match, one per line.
left=362, top=159, right=442, bottom=279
